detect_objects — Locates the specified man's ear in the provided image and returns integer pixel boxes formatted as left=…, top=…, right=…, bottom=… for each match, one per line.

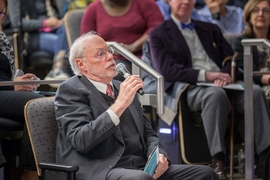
left=76, top=59, right=87, bottom=71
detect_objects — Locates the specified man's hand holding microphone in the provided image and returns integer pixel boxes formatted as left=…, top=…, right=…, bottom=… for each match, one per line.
left=109, top=63, right=144, bottom=117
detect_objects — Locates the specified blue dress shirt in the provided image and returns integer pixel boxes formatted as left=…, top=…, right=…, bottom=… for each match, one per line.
left=197, top=5, right=245, bottom=34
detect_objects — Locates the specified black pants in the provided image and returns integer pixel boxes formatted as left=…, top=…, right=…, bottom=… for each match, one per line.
left=0, top=90, right=44, bottom=170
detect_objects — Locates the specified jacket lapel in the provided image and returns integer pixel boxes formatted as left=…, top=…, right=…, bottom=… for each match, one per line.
left=80, top=76, right=110, bottom=110
left=166, top=19, right=191, bottom=57
left=194, top=20, right=217, bottom=61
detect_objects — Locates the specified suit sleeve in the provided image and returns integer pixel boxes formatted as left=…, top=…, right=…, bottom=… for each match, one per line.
left=149, top=26, right=200, bottom=86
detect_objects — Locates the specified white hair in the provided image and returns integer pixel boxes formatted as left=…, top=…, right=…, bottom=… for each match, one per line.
left=69, top=31, right=100, bottom=75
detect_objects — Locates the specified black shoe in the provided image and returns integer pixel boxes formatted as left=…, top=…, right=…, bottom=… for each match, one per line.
left=211, top=160, right=228, bottom=180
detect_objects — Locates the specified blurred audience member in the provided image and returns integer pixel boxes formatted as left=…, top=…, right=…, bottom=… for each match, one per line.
left=233, top=0, right=270, bottom=177
left=8, top=0, right=70, bottom=82
left=0, top=0, right=44, bottom=179
left=197, top=0, right=245, bottom=34
left=150, top=0, right=270, bottom=178
left=81, top=0, right=163, bottom=81
left=233, top=0, right=270, bottom=100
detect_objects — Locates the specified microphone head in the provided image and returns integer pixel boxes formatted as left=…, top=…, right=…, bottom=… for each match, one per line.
left=115, top=63, right=144, bottom=95
left=115, top=63, right=130, bottom=78
left=115, top=63, right=126, bottom=72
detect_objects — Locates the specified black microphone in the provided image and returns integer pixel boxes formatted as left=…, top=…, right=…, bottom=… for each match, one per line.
left=115, top=63, right=145, bottom=96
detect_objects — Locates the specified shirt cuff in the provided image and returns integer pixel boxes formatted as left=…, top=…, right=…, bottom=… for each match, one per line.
left=107, top=109, right=120, bottom=125
left=198, top=69, right=206, bottom=82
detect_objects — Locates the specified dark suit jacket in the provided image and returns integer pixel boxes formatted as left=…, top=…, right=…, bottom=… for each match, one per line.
left=149, top=19, right=234, bottom=91
left=54, top=75, right=167, bottom=180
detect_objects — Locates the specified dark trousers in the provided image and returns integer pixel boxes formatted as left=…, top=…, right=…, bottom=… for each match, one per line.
left=107, top=164, right=218, bottom=180
left=0, top=90, right=44, bottom=170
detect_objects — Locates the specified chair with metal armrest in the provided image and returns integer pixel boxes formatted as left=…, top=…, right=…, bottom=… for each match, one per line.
left=24, top=97, right=78, bottom=180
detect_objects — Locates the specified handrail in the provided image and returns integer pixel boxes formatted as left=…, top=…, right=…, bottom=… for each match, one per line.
left=242, top=38, right=270, bottom=47
left=107, top=42, right=164, bottom=115
left=0, top=80, right=65, bottom=86
left=241, top=38, right=270, bottom=180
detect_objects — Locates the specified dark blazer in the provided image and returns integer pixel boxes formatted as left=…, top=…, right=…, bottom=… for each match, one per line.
left=149, top=19, right=234, bottom=91
left=55, top=75, right=168, bottom=180
left=233, top=35, right=266, bottom=86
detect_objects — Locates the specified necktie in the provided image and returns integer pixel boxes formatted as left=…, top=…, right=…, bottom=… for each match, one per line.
left=106, top=84, right=114, bottom=99
left=180, top=22, right=194, bottom=30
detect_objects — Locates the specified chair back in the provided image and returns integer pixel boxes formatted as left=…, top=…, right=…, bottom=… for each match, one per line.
left=64, top=9, right=85, bottom=47
left=24, top=97, right=57, bottom=176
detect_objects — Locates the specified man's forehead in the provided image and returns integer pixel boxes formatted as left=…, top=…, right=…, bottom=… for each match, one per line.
left=86, top=36, right=107, bottom=49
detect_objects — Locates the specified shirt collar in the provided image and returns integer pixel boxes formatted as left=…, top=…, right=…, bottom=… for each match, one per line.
left=86, top=77, right=113, bottom=94
left=171, top=14, right=192, bottom=31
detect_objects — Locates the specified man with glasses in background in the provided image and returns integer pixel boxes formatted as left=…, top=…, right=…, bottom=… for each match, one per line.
left=150, top=0, right=270, bottom=179
left=54, top=31, right=218, bottom=180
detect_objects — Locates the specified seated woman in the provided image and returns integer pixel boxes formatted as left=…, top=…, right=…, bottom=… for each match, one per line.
left=233, top=0, right=270, bottom=177
left=233, top=0, right=270, bottom=99
left=81, top=0, right=164, bottom=81
left=0, top=0, right=44, bottom=179
left=7, top=0, right=70, bottom=82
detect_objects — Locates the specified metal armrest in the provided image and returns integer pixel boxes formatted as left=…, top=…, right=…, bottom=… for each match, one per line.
left=39, top=162, right=79, bottom=180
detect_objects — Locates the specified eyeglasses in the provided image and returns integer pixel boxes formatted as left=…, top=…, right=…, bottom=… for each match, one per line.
left=95, top=47, right=114, bottom=59
left=252, top=8, right=270, bottom=15
left=0, top=11, right=6, bottom=18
